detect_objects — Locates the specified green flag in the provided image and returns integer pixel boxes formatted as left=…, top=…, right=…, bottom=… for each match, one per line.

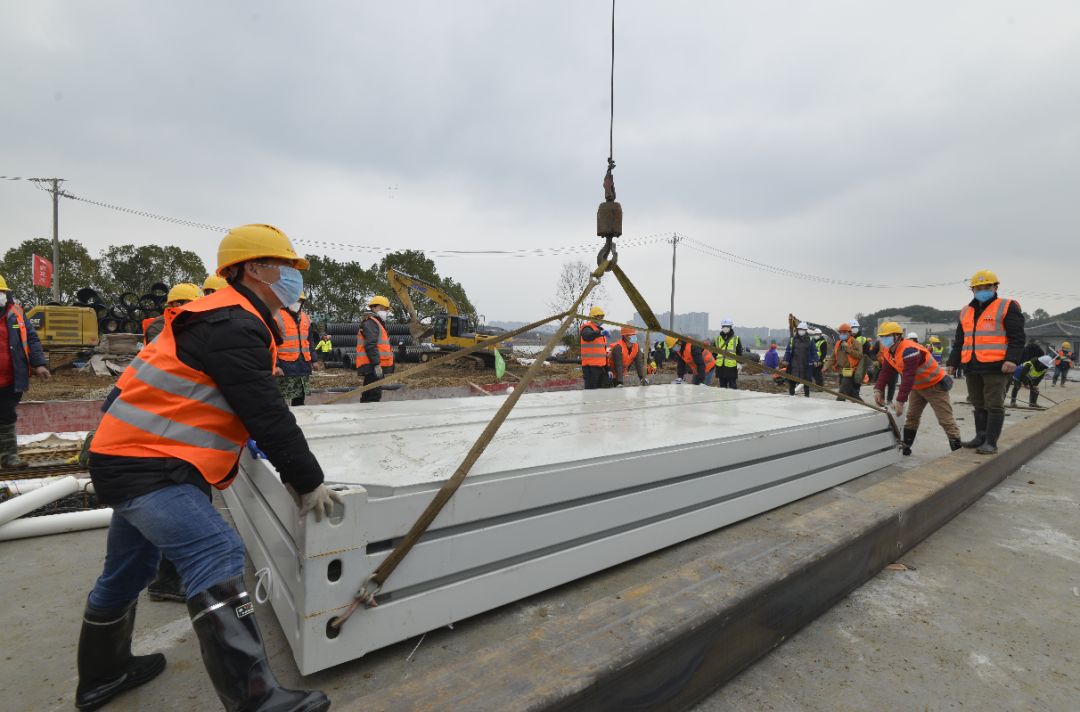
left=494, top=348, right=506, bottom=380
left=755, top=335, right=763, bottom=348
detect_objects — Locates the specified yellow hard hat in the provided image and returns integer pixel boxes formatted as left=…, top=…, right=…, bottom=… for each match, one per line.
left=368, top=295, right=390, bottom=309
left=929, top=335, right=941, bottom=343
left=216, top=224, right=309, bottom=277
left=1063, top=341, right=1072, bottom=349
left=202, top=275, right=228, bottom=292
left=664, top=335, right=678, bottom=349
left=167, top=282, right=203, bottom=304
left=877, top=321, right=904, bottom=337
left=588, top=306, right=605, bottom=318
left=0, top=274, right=8, bottom=291
left=969, top=269, right=999, bottom=288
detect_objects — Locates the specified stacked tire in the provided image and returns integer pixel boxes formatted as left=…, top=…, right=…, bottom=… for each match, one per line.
left=320, top=321, right=431, bottom=368
left=71, top=282, right=170, bottom=335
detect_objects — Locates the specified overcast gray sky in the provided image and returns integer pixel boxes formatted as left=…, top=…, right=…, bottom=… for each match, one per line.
left=3, top=1, right=1079, bottom=328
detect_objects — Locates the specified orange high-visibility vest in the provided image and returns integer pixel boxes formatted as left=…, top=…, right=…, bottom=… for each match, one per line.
left=679, top=342, right=715, bottom=377
left=90, top=287, right=278, bottom=489
left=274, top=309, right=311, bottom=362
left=579, top=321, right=608, bottom=367
left=6, top=304, right=31, bottom=365
left=355, top=316, right=394, bottom=368
left=607, top=339, right=640, bottom=379
left=881, top=339, right=946, bottom=390
left=959, top=298, right=1013, bottom=364
left=832, top=337, right=861, bottom=372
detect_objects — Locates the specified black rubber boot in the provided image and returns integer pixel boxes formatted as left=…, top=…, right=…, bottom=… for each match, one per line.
left=948, top=437, right=963, bottom=451
left=962, top=409, right=987, bottom=449
left=76, top=601, right=166, bottom=710
left=0, top=422, right=28, bottom=469
left=901, top=427, right=917, bottom=456
left=976, top=411, right=1005, bottom=455
left=188, top=576, right=330, bottom=712
left=148, top=557, right=187, bottom=602
left=1029, top=391, right=1039, bottom=408
left=1009, top=397, right=1017, bottom=407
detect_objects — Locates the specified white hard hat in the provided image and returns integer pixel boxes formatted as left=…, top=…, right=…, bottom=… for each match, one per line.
left=907, top=332, right=918, bottom=340
left=721, top=317, right=733, bottom=327
left=812, top=328, right=822, bottom=335
left=1038, top=354, right=1054, bottom=368
left=797, top=322, right=809, bottom=330
left=850, top=319, right=860, bottom=328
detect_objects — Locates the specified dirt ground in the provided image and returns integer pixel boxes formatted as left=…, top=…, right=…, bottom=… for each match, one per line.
left=24, top=351, right=795, bottom=401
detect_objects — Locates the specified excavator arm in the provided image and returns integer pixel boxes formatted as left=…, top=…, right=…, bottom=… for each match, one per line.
left=386, top=267, right=463, bottom=340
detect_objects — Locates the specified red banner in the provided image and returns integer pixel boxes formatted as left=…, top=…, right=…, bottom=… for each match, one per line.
left=32, top=254, right=53, bottom=288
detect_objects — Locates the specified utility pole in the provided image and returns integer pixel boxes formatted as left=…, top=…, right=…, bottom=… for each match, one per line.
left=669, top=233, right=681, bottom=331
left=50, top=178, right=61, bottom=302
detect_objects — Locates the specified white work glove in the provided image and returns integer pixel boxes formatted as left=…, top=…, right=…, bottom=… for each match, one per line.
left=373, top=365, right=384, bottom=379
left=891, top=400, right=905, bottom=417
left=287, top=484, right=344, bottom=522
left=673, top=377, right=684, bottom=385
left=873, top=390, right=885, bottom=407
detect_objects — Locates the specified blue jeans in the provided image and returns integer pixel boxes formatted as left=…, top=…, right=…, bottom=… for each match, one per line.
left=88, top=484, right=246, bottom=611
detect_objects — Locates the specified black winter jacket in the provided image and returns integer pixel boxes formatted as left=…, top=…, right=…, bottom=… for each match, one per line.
left=89, top=283, right=325, bottom=503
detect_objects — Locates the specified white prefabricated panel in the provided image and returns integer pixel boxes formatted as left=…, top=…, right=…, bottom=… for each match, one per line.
left=222, top=385, right=900, bottom=674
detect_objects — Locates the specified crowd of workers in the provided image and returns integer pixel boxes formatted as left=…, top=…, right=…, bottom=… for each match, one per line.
left=0, top=221, right=1075, bottom=712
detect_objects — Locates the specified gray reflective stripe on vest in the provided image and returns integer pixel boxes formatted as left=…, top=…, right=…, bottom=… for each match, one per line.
left=106, top=398, right=240, bottom=453
left=129, top=357, right=235, bottom=414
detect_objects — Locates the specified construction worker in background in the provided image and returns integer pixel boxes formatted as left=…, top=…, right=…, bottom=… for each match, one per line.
left=202, top=274, right=228, bottom=295
left=1010, top=354, right=1054, bottom=407
left=825, top=323, right=865, bottom=401
left=315, top=333, right=333, bottom=363
left=874, top=322, right=961, bottom=455
left=928, top=336, right=945, bottom=363
left=608, top=325, right=647, bottom=386
left=810, top=328, right=828, bottom=388
left=79, top=224, right=335, bottom=711
left=670, top=335, right=715, bottom=385
left=1051, top=341, right=1074, bottom=387
left=274, top=293, right=317, bottom=406
left=0, top=274, right=50, bottom=469
left=763, top=342, right=781, bottom=370
left=782, top=322, right=818, bottom=397
left=713, top=318, right=742, bottom=389
left=907, top=331, right=920, bottom=343
left=580, top=306, right=609, bottom=390
left=947, top=269, right=1025, bottom=456
left=142, top=282, right=203, bottom=343
left=849, top=319, right=871, bottom=397
left=356, top=295, right=395, bottom=403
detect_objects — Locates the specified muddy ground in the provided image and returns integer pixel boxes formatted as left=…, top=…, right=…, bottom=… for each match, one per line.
left=26, top=357, right=791, bottom=401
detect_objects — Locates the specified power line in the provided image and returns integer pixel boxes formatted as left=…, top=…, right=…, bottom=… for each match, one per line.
left=62, top=192, right=231, bottom=232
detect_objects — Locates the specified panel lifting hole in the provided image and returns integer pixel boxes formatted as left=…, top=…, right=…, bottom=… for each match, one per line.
left=327, top=559, right=342, bottom=582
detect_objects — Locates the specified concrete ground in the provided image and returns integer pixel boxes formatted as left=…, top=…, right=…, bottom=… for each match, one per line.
left=1, top=380, right=1074, bottom=711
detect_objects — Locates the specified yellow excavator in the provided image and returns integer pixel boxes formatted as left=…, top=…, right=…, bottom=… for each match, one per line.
left=386, top=267, right=511, bottom=365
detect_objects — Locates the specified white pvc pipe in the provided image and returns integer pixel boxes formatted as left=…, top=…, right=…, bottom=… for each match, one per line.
left=0, top=508, right=112, bottom=541
left=0, top=476, right=81, bottom=527
left=1, top=476, right=68, bottom=495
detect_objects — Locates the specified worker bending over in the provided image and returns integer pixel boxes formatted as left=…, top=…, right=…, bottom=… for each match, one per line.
left=1010, top=354, right=1054, bottom=407
left=671, top=335, right=715, bottom=385
left=78, top=224, right=336, bottom=711
left=580, top=306, right=609, bottom=390
left=275, top=292, right=316, bottom=406
left=874, top=322, right=961, bottom=455
left=356, top=295, right=395, bottom=403
left=142, top=283, right=202, bottom=343
left=713, top=318, right=742, bottom=389
left=608, top=325, right=647, bottom=386
left=947, top=269, right=1026, bottom=456
left=0, top=274, right=50, bottom=469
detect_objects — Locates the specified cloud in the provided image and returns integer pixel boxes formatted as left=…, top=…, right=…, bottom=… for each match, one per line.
left=3, top=1, right=1079, bottom=327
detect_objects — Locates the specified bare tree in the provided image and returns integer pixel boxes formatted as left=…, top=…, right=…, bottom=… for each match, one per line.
left=549, top=260, right=608, bottom=322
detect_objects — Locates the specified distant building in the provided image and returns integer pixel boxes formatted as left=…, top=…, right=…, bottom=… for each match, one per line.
left=879, top=314, right=957, bottom=342
left=630, top=311, right=709, bottom=340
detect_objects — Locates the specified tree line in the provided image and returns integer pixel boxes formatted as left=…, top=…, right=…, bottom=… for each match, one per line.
left=1, top=239, right=477, bottom=324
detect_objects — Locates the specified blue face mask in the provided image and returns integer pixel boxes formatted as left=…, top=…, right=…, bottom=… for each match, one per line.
left=628, top=336, right=637, bottom=344
left=266, top=265, right=304, bottom=307
left=973, top=289, right=995, bottom=303
left=880, top=335, right=896, bottom=348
